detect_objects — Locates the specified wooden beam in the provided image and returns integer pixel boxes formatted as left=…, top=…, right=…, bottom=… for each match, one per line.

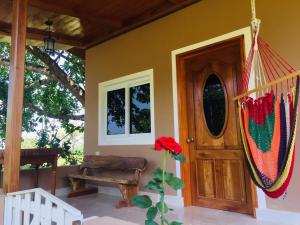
left=84, top=0, right=202, bottom=48
left=28, top=0, right=75, bottom=18
left=3, top=0, right=29, bottom=193
left=167, top=0, right=186, bottom=4
left=0, top=20, right=84, bottom=48
left=68, top=47, right=86, bottom=60
left=28, top=0, right=123, bottom=29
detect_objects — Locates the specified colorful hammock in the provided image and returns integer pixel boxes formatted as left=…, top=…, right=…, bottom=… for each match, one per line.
left=235, top=0, right=300, bottom=198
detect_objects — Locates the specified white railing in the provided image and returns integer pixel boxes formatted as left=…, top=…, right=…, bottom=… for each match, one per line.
left=4, top=188, right=83, bottom=225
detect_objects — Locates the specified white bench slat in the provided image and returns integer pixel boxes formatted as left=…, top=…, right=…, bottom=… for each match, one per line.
left=4, top=188, right=83, bottom=225
left=23, top=193, right=31, bottom=225
left=41, top=198, right=52, bottom=225
left=4, top=196, right=13, bottom=225
left=31, top=192, right=41, bottom=225
left=56, top=205, right=65, bottom=225
left=13, top=195, right=21, bottom=225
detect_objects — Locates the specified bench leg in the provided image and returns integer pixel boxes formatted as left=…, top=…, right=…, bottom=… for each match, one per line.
left=117, top=184, right=139, bottom=208
left=70, top=178, right=86, bottom=191
left=68, top=178, right=98, bottom=198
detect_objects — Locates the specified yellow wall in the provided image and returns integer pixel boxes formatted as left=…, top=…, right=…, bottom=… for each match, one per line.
left=0, top=166, right=80, bottom=191
left=86, top=0, right=300, bottom=212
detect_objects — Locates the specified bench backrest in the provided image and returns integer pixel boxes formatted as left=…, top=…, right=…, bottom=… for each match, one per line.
left=4, top=188, right=83, bottom=225
left=80, top=155, right=147, bottom=171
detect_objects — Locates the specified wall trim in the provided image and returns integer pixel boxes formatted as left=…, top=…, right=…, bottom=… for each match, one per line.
left=256, top=208, right=300, bottom=225
left=98, top=186, right=184, bottom=207
left=170, top=26, right=267, bottom=208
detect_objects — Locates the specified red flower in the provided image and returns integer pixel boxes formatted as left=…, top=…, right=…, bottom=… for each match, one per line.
left=173, top=144, right=182, bottom=154
left=154, top=136, right=182, bottom=154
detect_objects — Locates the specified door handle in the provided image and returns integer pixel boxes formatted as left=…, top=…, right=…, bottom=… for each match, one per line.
left=186, top=138, right=194, bottom=144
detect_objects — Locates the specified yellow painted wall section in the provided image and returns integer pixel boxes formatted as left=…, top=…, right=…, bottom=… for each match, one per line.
left=85, top=0, right=300, bottom=212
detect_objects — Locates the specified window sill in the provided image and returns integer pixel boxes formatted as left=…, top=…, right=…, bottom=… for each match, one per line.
left=98, top=133, right=155, bottom=146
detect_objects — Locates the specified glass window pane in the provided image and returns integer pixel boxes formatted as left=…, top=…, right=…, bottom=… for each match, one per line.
left=107, top=88, right=125, bottom=135
left=203, top=74, right=226, bottom=137
left=130, top=83, right=151, bottom=134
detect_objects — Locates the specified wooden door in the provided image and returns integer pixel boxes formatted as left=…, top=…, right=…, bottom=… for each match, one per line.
left=185, top=39, right=254, bottom=214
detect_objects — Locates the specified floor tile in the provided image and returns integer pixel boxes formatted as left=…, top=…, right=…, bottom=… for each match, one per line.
left=62, top=193, right=284, bottom=225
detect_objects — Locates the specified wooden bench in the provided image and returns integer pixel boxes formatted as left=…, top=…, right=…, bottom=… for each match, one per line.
left=68, top=155, right=147, bottom=208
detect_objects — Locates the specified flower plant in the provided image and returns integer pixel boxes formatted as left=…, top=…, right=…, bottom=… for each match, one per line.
left=132, top=137, right=186, bottom=225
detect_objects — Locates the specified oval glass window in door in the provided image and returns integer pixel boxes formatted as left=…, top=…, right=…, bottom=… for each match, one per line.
left=203, top=74, right=227, bottom=137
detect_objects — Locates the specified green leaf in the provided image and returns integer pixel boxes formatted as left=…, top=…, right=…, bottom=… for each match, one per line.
left=147, top=207, right=158, bottom=220
left=154, top=168, right=173, bottom=184
left=170, top=221, right=183, bottom=225
left=166, top=176, right=184, bottom=190
left=170, top=152, right=186, bottom=163
left=145, top=220, right=159, bottom=225
left=156, top=202, right=168, bottom=213
left=153, top=168, right=163, bottom=180
left=165, top=172, right=174, bottom=181
left=131, top=195, right=152, bottom=208
left=145, top=180, right=162, bottom=192
left=153, top=177, right=162, bottom=184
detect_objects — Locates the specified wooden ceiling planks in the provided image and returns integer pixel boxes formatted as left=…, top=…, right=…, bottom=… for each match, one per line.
left=0, top=0, right=201, bottom=49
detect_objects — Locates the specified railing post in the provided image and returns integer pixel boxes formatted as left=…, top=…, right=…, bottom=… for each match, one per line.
left=3, top=0, right=28, bottom=193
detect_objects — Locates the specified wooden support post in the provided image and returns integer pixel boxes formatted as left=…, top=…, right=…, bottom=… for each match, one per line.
left=3, top=0, right=28, bottom=193
left=51, top=156, right=57, bottom=195
left=35, top=165, right=39, bottom=188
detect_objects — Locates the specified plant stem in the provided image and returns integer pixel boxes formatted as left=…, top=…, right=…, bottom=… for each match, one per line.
left=161, top=150, right=168, bottom=225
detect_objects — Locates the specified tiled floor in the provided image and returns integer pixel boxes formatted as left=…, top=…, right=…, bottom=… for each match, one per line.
left=63, top=193, right=282, bottom=225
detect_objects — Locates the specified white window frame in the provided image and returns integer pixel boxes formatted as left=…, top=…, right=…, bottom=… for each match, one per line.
left=98, top=69, right=155, bottom=145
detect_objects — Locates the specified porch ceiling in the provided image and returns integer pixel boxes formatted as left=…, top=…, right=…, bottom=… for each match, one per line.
left=0, top=0, right=201, bottom=50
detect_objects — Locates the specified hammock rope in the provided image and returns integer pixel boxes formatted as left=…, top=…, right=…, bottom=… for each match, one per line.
left=235, top=0, right=300, bottom=198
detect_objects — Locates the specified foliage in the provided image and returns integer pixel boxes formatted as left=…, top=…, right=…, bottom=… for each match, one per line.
left=130, top=83, right=151, bottom=133
left=132, top=137, right=185, bottom=225
left=106, top=83, right=151, bottom=135
left=107, top=88, right=126, bottom=131
left=0, top=42, right=85, bottom=164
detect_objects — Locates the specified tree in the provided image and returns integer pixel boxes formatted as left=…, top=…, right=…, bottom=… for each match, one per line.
left=0, top=42, right=85, bottom=165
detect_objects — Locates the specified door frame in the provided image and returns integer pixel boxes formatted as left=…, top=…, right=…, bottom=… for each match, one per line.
left=171, top=27, right=262, bottom=214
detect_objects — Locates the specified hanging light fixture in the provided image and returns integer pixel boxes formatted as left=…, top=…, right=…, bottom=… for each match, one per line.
left=44, top=19, right=55, bottom=54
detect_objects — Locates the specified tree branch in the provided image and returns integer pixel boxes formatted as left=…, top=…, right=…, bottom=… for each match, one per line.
left=59, top=52, right=85, bottom=72
left=25, top=79, right=55, bottom=90
left=1, top=57, right=85, bottom=121
left=26, top=46, right=85, bottom=106
left=0, top=58, right=50, bottom=75
left=28, top=102, right=85, bottom=121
